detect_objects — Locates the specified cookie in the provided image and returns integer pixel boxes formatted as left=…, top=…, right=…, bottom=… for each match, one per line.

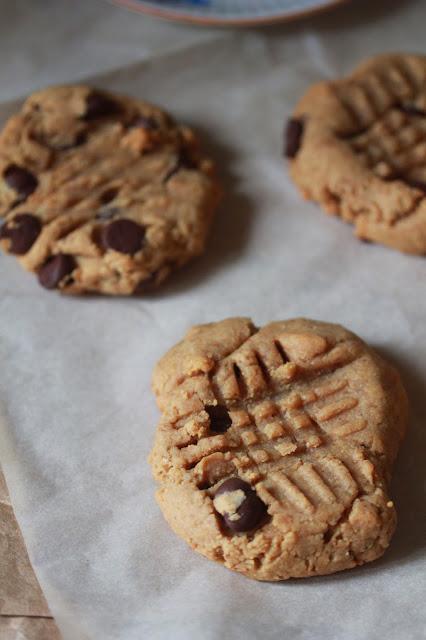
left=149, top=317, right=408, bottom=581
left=286, top=53, right=426, bottom=254
left=0, top=86, right=220, bottom=294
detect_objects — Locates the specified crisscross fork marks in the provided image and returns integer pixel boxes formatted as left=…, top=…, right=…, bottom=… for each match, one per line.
left=171, top=336, right=366, bottom=494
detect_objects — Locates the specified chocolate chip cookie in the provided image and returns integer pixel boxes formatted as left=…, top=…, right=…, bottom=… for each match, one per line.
left=149, top=318, right=408, bottom=581
left=286, top=54, right=426, bottom=254
left=0, top=86, right=220, bottom=294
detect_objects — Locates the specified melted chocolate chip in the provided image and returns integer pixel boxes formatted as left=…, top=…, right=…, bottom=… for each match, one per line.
left=101, top=219, right=146, bottom=255
left=130, top=115, right=158, bottom=130
left=83, top=91, right=120, bottom=120
left=3, top=165, right=38, bottom=200
left=0, top=213, right=41, bottom=255
left=38, top=254, right=76, bottom=289
left=205, top=405, right=232, bottom=433
left=284, top=118, right=304, bottom=158
left=214, top=478, right=268, bottom=533
left=398, top=104, right=426, bottom=117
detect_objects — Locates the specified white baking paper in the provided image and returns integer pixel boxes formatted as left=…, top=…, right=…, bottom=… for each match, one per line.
left=1, top=1, right=426, bottom=638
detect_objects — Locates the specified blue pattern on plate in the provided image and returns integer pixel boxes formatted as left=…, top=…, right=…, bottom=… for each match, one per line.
left=139, top=0, right=340, bottom=20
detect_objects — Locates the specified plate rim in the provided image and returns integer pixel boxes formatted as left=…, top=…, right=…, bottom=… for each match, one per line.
left=111, top=0, right=349, bottom=27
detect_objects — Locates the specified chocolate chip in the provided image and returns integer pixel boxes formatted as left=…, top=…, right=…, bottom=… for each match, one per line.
left=0, top=213, right=41, bottom=254
left=205, top=405, right=232, bottom=433
left=3, top=165, right=38, bottom=200
left=101, top=219, right=146, bottom=255
left=38, top=254, right=76, bottom=289
left=284, top=117, right=304, bottom=158
left=83, top=91, right=120, bottom=120
left=130, top=115, right=158, bottom=130
left=214, top=478, right=268, bottom=533
left=398, top=104, right=426, bottom=117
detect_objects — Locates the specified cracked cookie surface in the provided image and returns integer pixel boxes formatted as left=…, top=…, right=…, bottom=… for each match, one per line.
left=0, top=85, right=220, bottom=294
left=149, top=317, right=408, bottom=581
left=286, top=53, right=426, bottom=254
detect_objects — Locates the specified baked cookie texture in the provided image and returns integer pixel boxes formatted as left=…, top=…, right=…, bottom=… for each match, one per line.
left=0, top=86, right=220, bottom=294
left=149, top=318, right=408, bottom=581
left=286, top=53, right=426, bottom=254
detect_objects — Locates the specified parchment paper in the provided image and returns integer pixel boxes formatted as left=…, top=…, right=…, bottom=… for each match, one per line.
left=1, top=2, right=426, bottom=639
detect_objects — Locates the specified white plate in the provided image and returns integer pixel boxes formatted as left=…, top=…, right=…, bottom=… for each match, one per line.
left=113, top=0, right=348, bottom=26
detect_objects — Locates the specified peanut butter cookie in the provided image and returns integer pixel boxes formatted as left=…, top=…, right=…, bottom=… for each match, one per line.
left=149, top=317, right=408, bottom=581
left=286, top=54, right=426, bottom=254
left=0, top=86, right=220, bottom=294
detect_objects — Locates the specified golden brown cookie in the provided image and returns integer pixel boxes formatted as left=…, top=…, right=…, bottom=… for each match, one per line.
left=0, top=86, right=220, bottom=294
left=286, top=54, right=426, bottom=254
left=149, top=317, right=408, bottom=581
